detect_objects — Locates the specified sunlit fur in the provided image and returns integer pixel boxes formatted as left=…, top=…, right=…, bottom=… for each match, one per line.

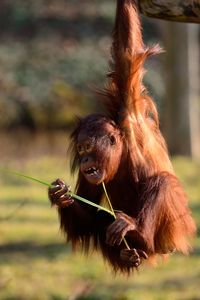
left=70, top=114, right=123, bottom=183
left=58, top=0, right=196, bottom=274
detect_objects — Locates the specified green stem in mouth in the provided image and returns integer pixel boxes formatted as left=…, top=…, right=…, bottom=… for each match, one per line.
left=102, top=181, right=130, bottom=250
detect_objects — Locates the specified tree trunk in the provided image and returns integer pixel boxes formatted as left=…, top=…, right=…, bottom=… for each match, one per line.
left=162, top=23, right=200, bottom=158
left=138, top=0, right=200, bottom=23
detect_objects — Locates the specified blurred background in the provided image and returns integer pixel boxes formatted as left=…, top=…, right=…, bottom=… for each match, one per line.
left=0, top=0, right=200, bottom=299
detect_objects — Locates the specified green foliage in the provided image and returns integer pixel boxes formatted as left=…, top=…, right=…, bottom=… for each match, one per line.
left=0, top=0, right=164, bottom=130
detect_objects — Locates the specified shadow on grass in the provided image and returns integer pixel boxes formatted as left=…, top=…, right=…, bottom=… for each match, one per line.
left=191, top=247, right=200, bottom=257
left=0, top=241, right=70, bottom=262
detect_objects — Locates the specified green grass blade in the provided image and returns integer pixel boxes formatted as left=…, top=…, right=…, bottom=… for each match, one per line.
left=0, top=168, right=52, bottom=187
left=0, top=168, right=114, bottom=216
left=69, top=192, right=114, bottom=216
left=102, top=181, right=130, bottom=249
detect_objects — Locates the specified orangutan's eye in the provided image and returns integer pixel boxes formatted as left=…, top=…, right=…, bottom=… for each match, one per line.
left=85, top=142, right=92, bottom=152
left=110, top=135, right=116, bottom=145
left=77, top=144, right=84, bottom=155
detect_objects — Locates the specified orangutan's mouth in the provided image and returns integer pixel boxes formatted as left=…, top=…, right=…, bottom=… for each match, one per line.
left=81, top=164, right=104, bottom=184
left=84, top=167, right=100, bottom=176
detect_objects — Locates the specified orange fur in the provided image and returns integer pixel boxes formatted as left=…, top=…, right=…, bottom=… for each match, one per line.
left=55, top=0, right=196, bottom=274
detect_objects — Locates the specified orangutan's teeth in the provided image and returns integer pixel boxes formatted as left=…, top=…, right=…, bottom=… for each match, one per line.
left=85, top=167, right=99, bottom=176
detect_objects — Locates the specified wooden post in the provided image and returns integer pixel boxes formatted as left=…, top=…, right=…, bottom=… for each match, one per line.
left=188, top=24, right=200, bottom=158
left=162, top=23, right=200, bottom=158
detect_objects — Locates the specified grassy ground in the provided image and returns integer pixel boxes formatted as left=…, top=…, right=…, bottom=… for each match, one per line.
left=0, top=136, right=200, bottom=299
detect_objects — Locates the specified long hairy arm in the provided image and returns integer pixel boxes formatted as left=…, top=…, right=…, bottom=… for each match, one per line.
left=138, top=172, right=196, bottom=255
left=103, top=0, right=161, bottom=122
